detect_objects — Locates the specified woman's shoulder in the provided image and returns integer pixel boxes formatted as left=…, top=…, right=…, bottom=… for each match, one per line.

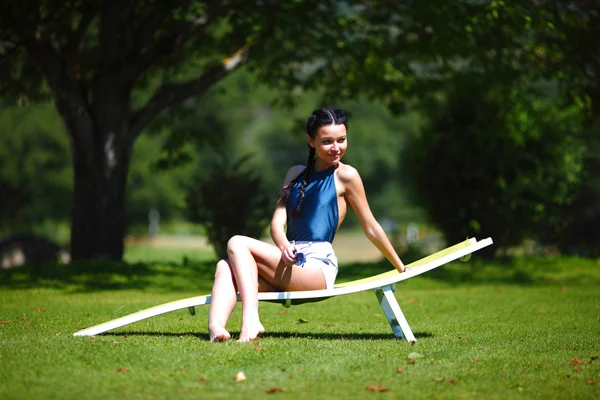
left=335, top=162, right=360, bottom=183
left=283, top=165, right=307, bottom=185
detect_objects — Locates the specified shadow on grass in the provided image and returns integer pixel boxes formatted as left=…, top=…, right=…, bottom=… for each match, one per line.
left=2, top=254, right=598, bottom=292
left=337, top=255, right=600, bottom=287
left=106, top=330, right=434, bottom=341
left=0, top=259, right=218, bottom=292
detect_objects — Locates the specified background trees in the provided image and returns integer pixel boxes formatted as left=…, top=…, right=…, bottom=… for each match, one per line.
left=0, top=1, right=383, bottom=260
left=1, top=0, right=598, bottom=259
left=401, top=77, right=586, bottom=253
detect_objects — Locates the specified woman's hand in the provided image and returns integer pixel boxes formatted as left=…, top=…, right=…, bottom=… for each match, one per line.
left=280, top=242, right=297, bottom=266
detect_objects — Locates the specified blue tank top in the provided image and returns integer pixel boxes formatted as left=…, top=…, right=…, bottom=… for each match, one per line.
left=286, top=165, right=339, bottom=243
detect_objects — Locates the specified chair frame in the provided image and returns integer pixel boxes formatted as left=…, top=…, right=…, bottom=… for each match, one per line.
left=73, top=237, right=493, bottom=341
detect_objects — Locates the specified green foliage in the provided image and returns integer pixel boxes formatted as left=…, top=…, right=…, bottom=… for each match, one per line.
left=5, top=0, right=597, bottom=261
left=549, top=125, right=600, bottom=256
left=0, top=104, right=71, bottom=234
left=185, top=151, right=273, bottom=258
left=127, top=132, right=196, bottom=230
left=402, top=78, right=587, bottom=250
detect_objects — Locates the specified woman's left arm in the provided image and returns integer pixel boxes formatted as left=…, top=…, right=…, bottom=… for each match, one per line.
left=342, top=166, right=406, bottom=273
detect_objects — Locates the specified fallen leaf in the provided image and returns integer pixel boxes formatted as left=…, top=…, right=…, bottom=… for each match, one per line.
left=407, top=298, right=417, bottom=303
left=396, top=366, right=404, bottom=373
left=427, top=361, right=435, bottom=365
left=90, top=338, right=96, bottom=343
left=0, top=320, right=12, bottom=324
left=255, top=347, right=264, bottom=352
left=297, top=318, right=310, bottom=324
left=570, top=358, right=582, bottom=365
left=587, top=380, right=596, bottom=385
left=574, top=367, right=582, bottom=372
left=180, top=365, right=187, bottom=370
left=37, top=308, right=46, bottom=312
left=378, top=354, right=384, bottom=359
left=365, top=385, right=390, bottom=392
left=116, top=367, right=129, bottom=373
left=277, top=311, right=288, bottom=315
left=447, top=379, right=455, bottom=384
left=199, top=377, right=207, bottom=383
left=55, top=332, right=62, bottom=336
left=267, top=387, right=283, bottom=393
left=235, top=371, right=246, bottom=382
left=407, top=358, right=416, bottom=365
left=471, top=358, right=479, bottom=363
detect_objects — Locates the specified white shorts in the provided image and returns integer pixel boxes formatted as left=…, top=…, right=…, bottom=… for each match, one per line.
left=293, top=241, right=338, bottom=290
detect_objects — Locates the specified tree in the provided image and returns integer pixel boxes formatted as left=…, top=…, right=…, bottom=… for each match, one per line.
left=0, top=1, right=381, bottom=260
left=4, top=1, right=594, bottom=261
left=185, top=151, right=272, bottom=258
left=401, top=78, right=586, bottom=250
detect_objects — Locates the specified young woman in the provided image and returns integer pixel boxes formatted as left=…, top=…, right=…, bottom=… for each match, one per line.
left=208, top=107, right=406, bottom=342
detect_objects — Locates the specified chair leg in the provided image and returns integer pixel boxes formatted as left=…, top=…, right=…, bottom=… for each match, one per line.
left=374, top=285, right=417, bottom=342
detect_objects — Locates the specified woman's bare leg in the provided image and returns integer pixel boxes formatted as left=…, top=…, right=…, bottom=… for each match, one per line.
left=208, top=259, right=237, bottom=342
left=225, top=235, right=327, bottom=342
left=227, top=236, right=265, bottom=342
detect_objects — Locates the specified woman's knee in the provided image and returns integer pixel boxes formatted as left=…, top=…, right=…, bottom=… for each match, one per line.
left=227, top=235, right=248, bottom=255
left=214, top=259, right=231, bottom=277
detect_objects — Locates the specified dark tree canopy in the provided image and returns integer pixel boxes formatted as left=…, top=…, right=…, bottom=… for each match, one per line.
left=0, top=0, right=384, bottom=260
left=1, top=0, right=597, bottom=260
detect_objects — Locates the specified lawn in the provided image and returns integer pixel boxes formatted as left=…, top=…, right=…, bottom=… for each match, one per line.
left=0, top=237, right=599, bottom=400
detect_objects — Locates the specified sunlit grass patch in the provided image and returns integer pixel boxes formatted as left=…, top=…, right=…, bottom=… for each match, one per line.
left=1, top=252, right=599, bottom=400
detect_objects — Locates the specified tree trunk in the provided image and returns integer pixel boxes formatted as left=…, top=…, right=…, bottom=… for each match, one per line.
left=66, top=82, right=134, bottom=261
left=69, top=135, right=131, bottom=261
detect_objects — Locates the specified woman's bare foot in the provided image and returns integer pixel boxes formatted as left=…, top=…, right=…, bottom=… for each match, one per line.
left=238, top=322, right=265, bottom=343
left=209, top=324, right=231, bottom=342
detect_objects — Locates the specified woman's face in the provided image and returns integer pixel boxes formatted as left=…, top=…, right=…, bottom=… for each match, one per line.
left=308, top=123, right=347, bottom=170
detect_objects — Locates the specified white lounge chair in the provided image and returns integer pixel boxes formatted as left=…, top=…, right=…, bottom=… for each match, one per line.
left=73, top=237, right=493, bottom=341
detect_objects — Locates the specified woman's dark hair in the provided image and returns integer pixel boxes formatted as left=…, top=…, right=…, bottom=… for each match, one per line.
left=277, top=107, right=348, bottom=215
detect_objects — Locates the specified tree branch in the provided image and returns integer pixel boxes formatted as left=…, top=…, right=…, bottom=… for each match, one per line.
left=125, top=21, right=200, bottom=79
left=128, top=46, right=249, bottom=139
left=126, top=1, right=238, bottom=79
left=64, top=5, right=98, bottom=59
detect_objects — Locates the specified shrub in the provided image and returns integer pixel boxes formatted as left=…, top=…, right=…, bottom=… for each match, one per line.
left=401, top=80, right=586, bottom=252
left=185, top=152, right=273, bottom=258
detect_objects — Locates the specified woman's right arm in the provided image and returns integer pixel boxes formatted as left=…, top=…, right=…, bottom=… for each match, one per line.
left=270, top=165, right=305, bottom=264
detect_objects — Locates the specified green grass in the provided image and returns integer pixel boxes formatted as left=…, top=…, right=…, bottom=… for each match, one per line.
left=1, top=248, right=599, bottom=400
